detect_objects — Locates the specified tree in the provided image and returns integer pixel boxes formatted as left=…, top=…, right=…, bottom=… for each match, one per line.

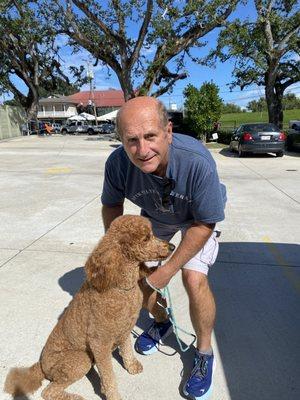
left=210, top=0, right=300, bottom=128
left=247, top=93, right=300, bottom=112
left=45, top=0, right=239, bottom=101
left=247, top=97, right=267, bottom=112
left=38, top=78, right=80, bottom=98
left=221, top=102, right=242, bottom=113
left=282, top=92, right=300, bottom=109
left=184, top=82, right=222, bottom=140
left=0, top=0, right=85, bottom=121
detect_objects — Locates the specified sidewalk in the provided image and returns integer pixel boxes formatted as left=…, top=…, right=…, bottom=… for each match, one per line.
left=0, top=135, right=299, bottom=400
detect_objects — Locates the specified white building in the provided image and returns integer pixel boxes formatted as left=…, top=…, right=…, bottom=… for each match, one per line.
left=37, top=96, right=78, bottom=123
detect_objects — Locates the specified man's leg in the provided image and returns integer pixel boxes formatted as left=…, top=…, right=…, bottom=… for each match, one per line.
left=135, top=271, right=173, bottom=355
left=181, top=270, right=216, bottom=352
left=135, top=222, right=176, bottom=355
left=181, top=231, right=218, bottom=399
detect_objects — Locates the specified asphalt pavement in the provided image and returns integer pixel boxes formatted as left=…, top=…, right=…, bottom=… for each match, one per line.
left=0, top=135, right=299, bottom=400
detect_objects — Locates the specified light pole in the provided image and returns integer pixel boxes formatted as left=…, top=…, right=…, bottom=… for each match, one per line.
left=87, top=62, right=98, bottom=125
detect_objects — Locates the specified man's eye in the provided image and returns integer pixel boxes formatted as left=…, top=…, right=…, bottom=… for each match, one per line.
left=145, top=134, right=155, bottom=139
left=128, top=138, right=137, bottom=143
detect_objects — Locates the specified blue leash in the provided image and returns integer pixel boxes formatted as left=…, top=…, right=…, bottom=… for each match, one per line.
left=145, top=278, right=196, bottom=352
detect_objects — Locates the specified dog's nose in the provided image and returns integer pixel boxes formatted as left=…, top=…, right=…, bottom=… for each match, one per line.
left=168, top=243, right=175, bottom=252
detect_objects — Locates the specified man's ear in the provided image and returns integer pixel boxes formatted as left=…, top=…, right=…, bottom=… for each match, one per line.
left=167, top=121, right=173, bottom=144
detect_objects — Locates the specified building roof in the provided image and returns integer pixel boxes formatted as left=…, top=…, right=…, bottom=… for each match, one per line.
left=66, top=89, right=125, bottom=107
left=39, top=96, right=77, bottom=105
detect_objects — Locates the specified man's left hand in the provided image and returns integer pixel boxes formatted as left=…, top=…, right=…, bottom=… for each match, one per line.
left=146, top=263, right=174, bottom=289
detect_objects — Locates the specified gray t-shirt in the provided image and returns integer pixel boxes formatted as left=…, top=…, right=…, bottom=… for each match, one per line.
left=101, top=133, right=226, bottom=226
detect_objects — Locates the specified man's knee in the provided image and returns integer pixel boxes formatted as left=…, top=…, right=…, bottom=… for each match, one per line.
left=182, top=269, right=209, bottom=295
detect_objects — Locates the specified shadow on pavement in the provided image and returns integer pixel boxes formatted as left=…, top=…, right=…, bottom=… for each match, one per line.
left=210, top=242, right=300, bottom=400
left=219, top=148, right=279, bottom=158
left=58, top=241, right=300, bottom=400
left=59, top=266, right=85, bottom=296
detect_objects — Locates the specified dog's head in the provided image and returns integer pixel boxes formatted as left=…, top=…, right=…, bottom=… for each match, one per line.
left=85, top=215, right=174, bottom=291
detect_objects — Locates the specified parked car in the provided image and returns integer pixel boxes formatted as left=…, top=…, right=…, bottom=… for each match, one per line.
left=229, top=123, right=286, bottom=157
left=99, top=123, right=115, bottom=134
left=289, top=120, right=300, bottom=130
left=61, top=120, right=102, bottom=135
left=286, top=125, right=300, bottom=152
left=51, top=123, right=62, bottom=133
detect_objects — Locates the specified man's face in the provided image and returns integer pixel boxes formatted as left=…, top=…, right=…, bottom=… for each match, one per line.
left=119, top=106, right=172, bottom=176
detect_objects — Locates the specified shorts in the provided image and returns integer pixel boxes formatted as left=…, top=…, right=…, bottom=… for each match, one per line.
left=146, top=220, right=219, bottom=275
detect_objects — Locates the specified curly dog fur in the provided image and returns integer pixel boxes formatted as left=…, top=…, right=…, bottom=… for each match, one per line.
left=4, top=215, right=173, bottom=400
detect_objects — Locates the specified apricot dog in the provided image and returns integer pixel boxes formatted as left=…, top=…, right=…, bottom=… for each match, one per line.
left=4, top=215, right=174, bottom=400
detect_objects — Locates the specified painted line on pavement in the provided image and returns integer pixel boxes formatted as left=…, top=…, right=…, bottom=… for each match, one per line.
left=262, top=236, right=300, bottom=294
left=46, top=167, right=72, bottom=174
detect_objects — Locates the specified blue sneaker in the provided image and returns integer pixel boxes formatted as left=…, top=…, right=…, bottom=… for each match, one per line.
left=183, top=351, right=215, bottom=399
left=135, top=320, right=173, bottom=355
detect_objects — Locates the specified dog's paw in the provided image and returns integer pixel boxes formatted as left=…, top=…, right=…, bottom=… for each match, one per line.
left=126, top=359, right=143, bottom=375
left=106, top=393, right=122, bottom=400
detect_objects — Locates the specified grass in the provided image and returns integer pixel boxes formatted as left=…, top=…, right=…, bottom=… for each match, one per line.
left=220, top=109, right=300, bottom=130
left=205, top=142, right=227, bottom=149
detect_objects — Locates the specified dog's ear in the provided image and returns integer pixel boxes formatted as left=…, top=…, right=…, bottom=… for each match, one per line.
left=85, top=244, right=124, bottom=291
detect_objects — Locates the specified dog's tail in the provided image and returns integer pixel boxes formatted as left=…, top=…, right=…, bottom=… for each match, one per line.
left=4, top=362, right=45, bottom=396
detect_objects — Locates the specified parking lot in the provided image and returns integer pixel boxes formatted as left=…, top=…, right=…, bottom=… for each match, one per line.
left=0, top=135, right=299, bottom=400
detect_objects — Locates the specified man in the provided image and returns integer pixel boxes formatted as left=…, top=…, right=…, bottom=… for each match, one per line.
left=101, top=96, right=226, bottom=399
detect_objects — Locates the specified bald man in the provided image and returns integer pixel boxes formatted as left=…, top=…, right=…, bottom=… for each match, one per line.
left=101, top=96, right=226, bottom=399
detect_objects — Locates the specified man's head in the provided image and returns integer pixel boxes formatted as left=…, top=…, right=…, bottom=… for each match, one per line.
left=116, top=96, right=172, bottom=177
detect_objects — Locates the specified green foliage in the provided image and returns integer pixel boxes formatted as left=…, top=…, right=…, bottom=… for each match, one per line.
left=0, top=1, right=86, bottom=118
left=39, top=78, right=80, bottom=98
left=247, top=93, right=300, bottom=112
left=247, top=97, right=267, bottom=112
left=43, top=0, right=239, bottom=99
left=220, top=108, right=300, bottom=130
left=216, top=130, right=232, bottom=144
left=221, top=102, right=242, bottom=113
left=210, top=0, right=300, bottom=127
left=282, top=93, right=300, bottom=110
left=184, top=82, right=222, bottom=140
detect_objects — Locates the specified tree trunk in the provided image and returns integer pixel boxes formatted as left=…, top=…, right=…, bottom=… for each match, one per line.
left=25, top=87, right=39, bottom=133
left=265, top=85, right=284, bottom=129
left=118, top=69, right=136, bottom=101
left=265, top=66, right=284, bottom=129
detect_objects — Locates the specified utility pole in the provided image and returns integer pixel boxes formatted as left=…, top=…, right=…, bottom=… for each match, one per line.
left=87, top=62, right=98, bottom=125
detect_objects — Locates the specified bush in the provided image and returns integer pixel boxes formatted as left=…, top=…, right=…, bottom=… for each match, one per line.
left=216, top=130, right=232, bottom=145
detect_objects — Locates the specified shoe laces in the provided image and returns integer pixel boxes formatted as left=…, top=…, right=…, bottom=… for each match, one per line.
left=191, top=355, right=208, bottom=380
left=147, top=322, right=165, bottom=342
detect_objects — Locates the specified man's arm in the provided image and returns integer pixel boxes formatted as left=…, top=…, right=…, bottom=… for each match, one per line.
left=102, top=203, right=124, bottom=232
left=147, top=222, right=215, bottom=289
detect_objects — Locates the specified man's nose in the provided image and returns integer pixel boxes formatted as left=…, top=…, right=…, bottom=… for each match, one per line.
left=138, top=139, right=149, bottom=156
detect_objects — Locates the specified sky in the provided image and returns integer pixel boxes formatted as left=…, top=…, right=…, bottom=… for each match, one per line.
left=3, top=0, right=300, bottom=110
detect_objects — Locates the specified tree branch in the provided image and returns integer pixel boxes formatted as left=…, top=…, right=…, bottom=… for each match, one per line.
left=141, top=1, right=238, bottom=94
left=71, top=0, right=126, bottom=47
left=277, top=22, right=300, bottom=52
left=255, top=0, right=274, bottom=55
left=150, top=71, right=187, bottom=98
left=65, top=1, right=122, bottom=76
left=128, top=0, right=153, bottom=69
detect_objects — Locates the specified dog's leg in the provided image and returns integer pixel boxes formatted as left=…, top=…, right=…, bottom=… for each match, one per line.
left=119, top=335, right=143, bottom=374
left=42, top=382, right=86, bottom=400
left=41, top=350, right=91, bottom=400
left=90, top=341, right=121, bottom=400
